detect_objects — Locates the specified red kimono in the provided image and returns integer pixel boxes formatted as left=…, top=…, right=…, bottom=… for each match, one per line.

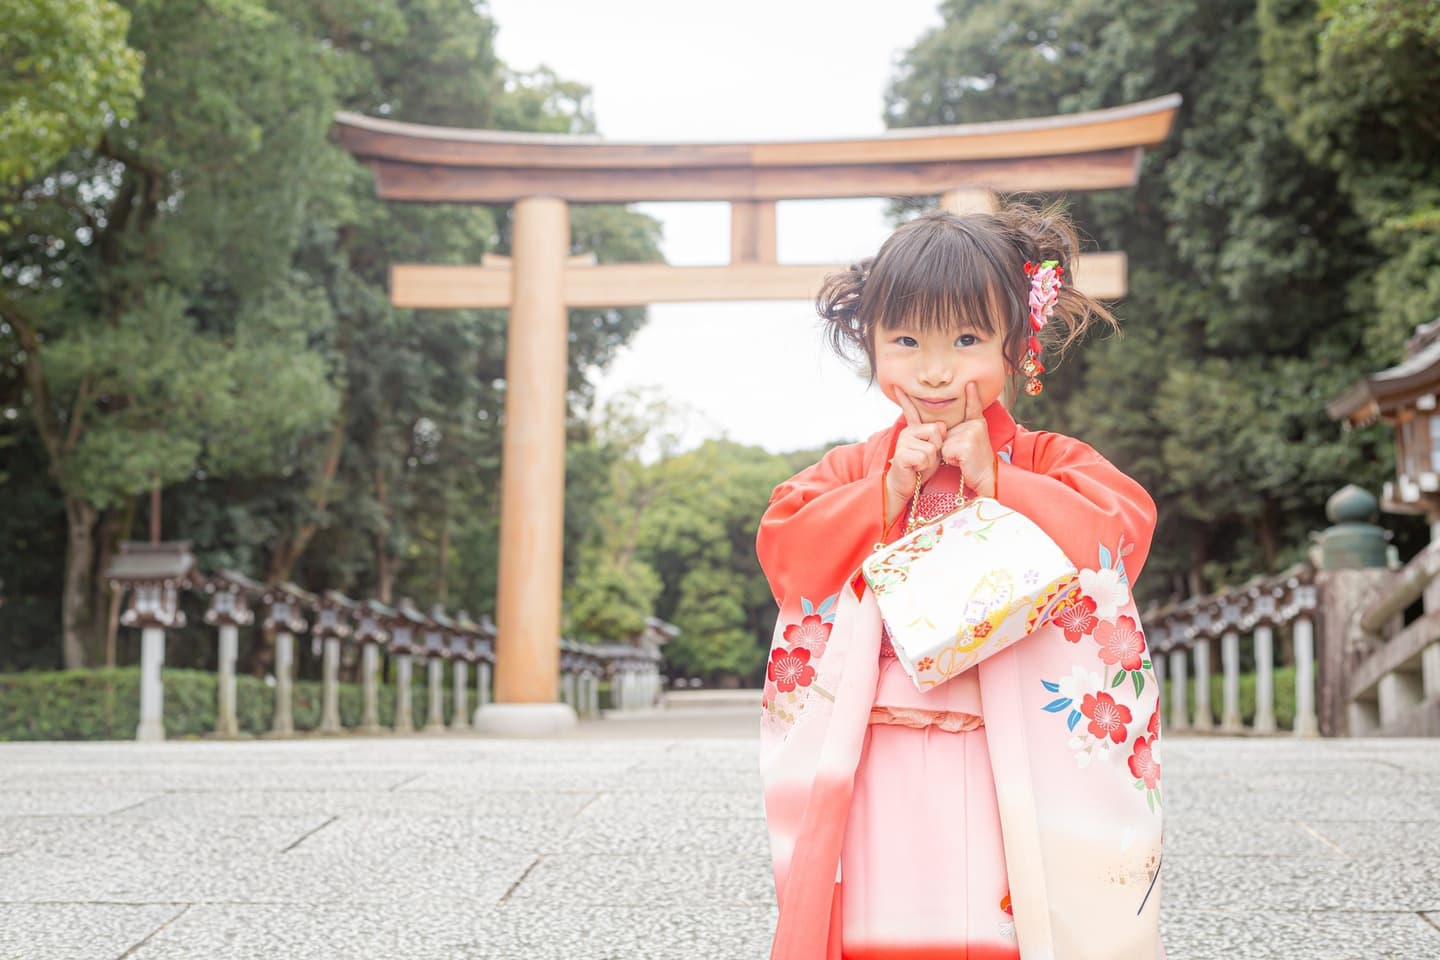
left=756, top=400, right=1166, bottom=960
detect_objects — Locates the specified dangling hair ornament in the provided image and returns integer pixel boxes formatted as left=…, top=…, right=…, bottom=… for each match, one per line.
left=1022, top=259, right=1063, bottom=396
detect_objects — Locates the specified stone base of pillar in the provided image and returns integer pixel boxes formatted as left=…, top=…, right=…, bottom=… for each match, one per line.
left=472, top=702, right=578, bottom=738
left=136, top=717, right=166, bottom=742
left=422, top=720, right=449, bottom=734
left=1220, top=715, right=1245, bottom=734
left=1293, top=714, right=1320, bottom=737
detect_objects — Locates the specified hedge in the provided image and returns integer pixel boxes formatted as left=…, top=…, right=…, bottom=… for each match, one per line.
left=0, top=667, right=460, bottom=741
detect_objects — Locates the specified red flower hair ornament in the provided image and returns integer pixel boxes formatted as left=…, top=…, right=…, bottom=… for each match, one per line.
left=1022, top=259, right=1063, bottom=396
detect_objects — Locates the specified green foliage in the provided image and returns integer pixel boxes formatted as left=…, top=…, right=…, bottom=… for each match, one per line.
left=558, top=393, right=794, bottom=683
left=888, top=0, right=1418, bottom=601
left=1259, top=0, right=1440, bottom=360
left=1162, top=665, right=1298, bottom=730
left=0, top=0, right=143, bottom=189
left=1, top=0, right=661, bottom=669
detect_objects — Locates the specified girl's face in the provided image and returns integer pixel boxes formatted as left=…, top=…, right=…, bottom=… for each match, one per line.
left=873, top=318, right=1010, bottom=428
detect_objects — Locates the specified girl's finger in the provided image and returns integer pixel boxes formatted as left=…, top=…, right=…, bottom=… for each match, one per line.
left=895, top=388, right=922, bottom=427
left=965, top=382, right=985, bottom=421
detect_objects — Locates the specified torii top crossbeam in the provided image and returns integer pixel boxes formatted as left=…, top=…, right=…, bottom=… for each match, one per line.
left=334, top=95, right=1180, bottom=203
left=332, top=94, right=1181, bottom=735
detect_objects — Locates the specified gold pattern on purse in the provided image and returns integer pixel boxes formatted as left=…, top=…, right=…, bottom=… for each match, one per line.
left=862, top=464, right=1078, bottom=692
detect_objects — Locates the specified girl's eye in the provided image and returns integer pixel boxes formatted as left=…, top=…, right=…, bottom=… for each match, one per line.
left=955, top=334, right=979, bottom=347
left=897, top=336, right=919, bottom=348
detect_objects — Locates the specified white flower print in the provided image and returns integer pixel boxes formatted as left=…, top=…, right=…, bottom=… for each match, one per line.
left=1078, top=567, right=1130, bottom=619
left=1056, top=664, right=1103, bottom=703
left=1068, top=733, right=1112, bottom=769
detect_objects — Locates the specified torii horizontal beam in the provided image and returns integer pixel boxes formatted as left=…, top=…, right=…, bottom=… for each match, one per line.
left=389, top=252, right=1128, bottom=309
left=334, top=95, right=1181, bottom=204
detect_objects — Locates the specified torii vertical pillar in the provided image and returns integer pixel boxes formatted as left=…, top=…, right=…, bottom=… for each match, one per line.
left=473, top=196, right=579, bottom=736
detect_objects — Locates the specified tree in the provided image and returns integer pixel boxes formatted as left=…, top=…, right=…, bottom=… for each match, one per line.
left=0, top=0, right=143, bottom=190
left=0, top=0, right=664, bottom=672
left=1259, top=0, right=1440, bottom=358
left=1, top=0, right=346, bottom=667
left=886, top=0, right=1398, bottom=603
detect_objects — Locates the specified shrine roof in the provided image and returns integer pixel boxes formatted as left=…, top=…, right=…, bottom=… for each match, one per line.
left=1330, top=319, right=1440, bottom=426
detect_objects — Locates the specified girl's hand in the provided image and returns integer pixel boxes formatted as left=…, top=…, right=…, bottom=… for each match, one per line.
left=939, top=382, right=996, bottom=498
left=886, top=391, right=946, bottom=524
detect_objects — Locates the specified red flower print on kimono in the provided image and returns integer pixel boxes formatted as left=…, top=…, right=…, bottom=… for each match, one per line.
left=1129, top=734, right=1163, bottom=812
left=1053, top=593, right=1099, bottom=643
left=1081, top=691, right=1132, bottom=744
left=1095, top=615, right=1145, bottom=672
left=768, top=645, right=816, bottom=693
left=1129, top=736, right=1161, bottom=788
left=783, top=614, right=832, bottom=659
left=1148, top=705, right=1161, bottom=741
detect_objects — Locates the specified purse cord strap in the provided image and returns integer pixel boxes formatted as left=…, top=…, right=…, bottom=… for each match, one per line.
left=904, top=462, right=969, bottom=535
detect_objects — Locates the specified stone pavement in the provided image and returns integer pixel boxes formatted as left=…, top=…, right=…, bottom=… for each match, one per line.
left=1, top=715, right=1438, bottom=959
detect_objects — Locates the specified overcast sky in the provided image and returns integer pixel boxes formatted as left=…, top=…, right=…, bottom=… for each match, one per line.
left=484, top=0, right=945, bottom=454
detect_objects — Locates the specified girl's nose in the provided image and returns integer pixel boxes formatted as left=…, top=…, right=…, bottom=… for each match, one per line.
left=919, top=361, right=952, bottom=387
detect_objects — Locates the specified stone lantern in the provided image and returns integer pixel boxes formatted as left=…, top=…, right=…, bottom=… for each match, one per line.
left=201, top=570, right=261, bottom=738
left=449, top=610, right=483, bottom=732
left=388, top=598, right=428, bottom=733
left=261, top=583, right=314, bottom=737
left=472, top=614, right=498, bottom=722
left=105, top=542, right=196, bottom=741
left=420, top=606, right=454, bottom=734
left=313, top=591, right=358, bottom=734
left=354, top=600, right=395, bottom=734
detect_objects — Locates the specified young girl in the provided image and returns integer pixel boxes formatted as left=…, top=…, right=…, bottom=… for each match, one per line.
left=756, top=206, right=1165, bottom=960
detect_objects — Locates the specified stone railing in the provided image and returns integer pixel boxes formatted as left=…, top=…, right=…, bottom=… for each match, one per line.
left=1144, top=484, right=1440, bottom=738
left=1328, top=538, right=1440, bottom=735
left=106, top=547, right=666, bottom=741
left=1144, top=563, right=1320, bottom=736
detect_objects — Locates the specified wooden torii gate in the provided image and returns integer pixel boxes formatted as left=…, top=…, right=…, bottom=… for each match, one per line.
left=333, top=94, right=1181, bottom=735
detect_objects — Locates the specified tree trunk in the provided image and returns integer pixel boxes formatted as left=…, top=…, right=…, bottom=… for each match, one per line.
left=61, top=497, right=99, bottom=669
left=266, top=410, right=347, bottom=584
left=375, top=464, right=395, bottom=604
left=102, top=497, right=140, bottom=667
left=436, top=498, right=450, bottom=605
left=1187, top=530, right=1208, bottom=598
left=1257, top=496, right=1278, bottom=573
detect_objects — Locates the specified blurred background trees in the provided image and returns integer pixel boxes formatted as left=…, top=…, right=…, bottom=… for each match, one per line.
left=888, top=0, right=1438, bottom=600
left=3, top=0, right=1437, bottom=685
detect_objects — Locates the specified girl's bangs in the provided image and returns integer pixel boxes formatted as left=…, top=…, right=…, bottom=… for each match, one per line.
left=868, top=227, right=1013, bottom=337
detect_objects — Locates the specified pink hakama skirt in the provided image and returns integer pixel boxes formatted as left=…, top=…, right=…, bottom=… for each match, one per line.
left=840, top=720, right=1020, bottom=960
